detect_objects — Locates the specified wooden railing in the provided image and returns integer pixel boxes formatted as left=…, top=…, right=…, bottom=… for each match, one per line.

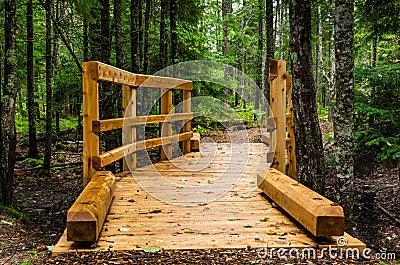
left=82, top=61, right=193, bottom=186
left=268, top=59, right=297, bottom=180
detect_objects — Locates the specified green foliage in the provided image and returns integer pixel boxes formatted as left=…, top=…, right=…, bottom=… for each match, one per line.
left=0, top=205, right=30, bottom=223
left=354, top=63, right=400, bottom=167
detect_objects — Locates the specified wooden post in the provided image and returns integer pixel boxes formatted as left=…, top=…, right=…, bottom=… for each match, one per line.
left=286, top=74, right=297, bottom=180
left=269, top=60, right=286, bottom=173
left=182, top=88, right=191, bottom=154
left=160, top=88, right=173, bottom=160
left=82, top=62, right=99, bottom=186
left=122, top=85, right=136, bottom=171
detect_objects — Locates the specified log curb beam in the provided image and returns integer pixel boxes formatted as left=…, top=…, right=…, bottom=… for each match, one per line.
left=257, top=168, right=344, bottom=237
left=67, top=171, right=116, bottom=242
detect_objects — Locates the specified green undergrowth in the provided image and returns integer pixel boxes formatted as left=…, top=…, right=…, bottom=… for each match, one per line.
left=0, top=205, right=30, bottom=223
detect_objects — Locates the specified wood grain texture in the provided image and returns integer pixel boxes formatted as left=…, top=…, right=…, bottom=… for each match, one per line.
left=67, top=171, right=116, bottom=242
left=82, top=63, right=99, bottom=186
left=257, top=168, right=344, bottom=237
left=269, top=60, right=286, bottom=173
left=54, top=144, right=363, bottom=255
left=92, top=132, right=193, bottom=168
left=83, top=61, right=192, bottom=90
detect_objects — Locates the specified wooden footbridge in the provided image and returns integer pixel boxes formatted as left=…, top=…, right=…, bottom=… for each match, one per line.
left=53, top=60, right=365, bottom=255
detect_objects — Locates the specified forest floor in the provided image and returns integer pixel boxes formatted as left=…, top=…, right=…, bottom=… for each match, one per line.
left=0, top=124, right=399, bottom=264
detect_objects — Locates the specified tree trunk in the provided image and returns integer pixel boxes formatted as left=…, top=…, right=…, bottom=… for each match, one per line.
left=264, top=0, right=274, bottom=100
left=54, top=0, right=61, bottom=135
left=114, top=0, right=124, bottom=68
left=0, top=0, right=17, bottom=205
left=83, top=17, right=89, bottom=61
left=170, top=0, right=178, bottom=70
left=289, top=0, right=325, bottom=194
left=26, top=0, right=39, bottom=158
left=334, top=0, right=355, bottom=226
left=42, top=0, right=53, bottom=177
left=138, top=0, right=143, bottom=72
left=370, top=34, right=377, bottom=99
left=222, top=0, right=228, bottom=106
left=99, top=0, right=115, bottom=172
left=160, top=0, right=168, bottom=69
left=130, top=0, right=140, bottom=72
left=254, top=0, right=263, bottom=119
left=143, top=0, right=151, bottom=74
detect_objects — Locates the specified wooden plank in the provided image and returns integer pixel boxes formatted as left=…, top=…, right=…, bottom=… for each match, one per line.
left=257, top=168, right=344, bottom=237
left=92, top=113, right=194, bottom=132
left=182, top=89, right=192, bottom=154
left=67, top=171, right=116, bottom=242
left=160, top=88, right=173, bottom=160
left=122, top=85, right=136, bottom=171
left=190, top=132, right=200, bottom=152
left=285, top=74, right=297, bottom=180
left=82, top=62, right=100, bottom=186
left=92, top=132, right=193, bottom=168
left=269, top=60, right=287, bottom=173
left=83, top=61, right=192, bottom=90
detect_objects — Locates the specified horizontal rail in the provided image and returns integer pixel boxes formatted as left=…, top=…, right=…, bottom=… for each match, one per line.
left=83, top=61, right=192, bottom=90
left=92, top=132, right=193, bottom=168
left=92, top=113, right=194, bottom=133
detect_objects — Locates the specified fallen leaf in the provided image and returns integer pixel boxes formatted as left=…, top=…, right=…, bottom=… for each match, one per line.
left=1, top=220, right=12, bottom=225
left=266, top=229, right=277, bottom=235
left=46, top=245, right=54, bottom=251
left=228, top=218, right=235, bottom=221
left=184, top=229, right=194, bottom=233
left=142, top=246, right=160, bottom=253
left=243, top=224, right=253, bottom=228
left=259, top=217, right=270, bottom=222
left=240, top=196, right=252, bottom=199
left=292, top=182, right=300, bottom=186
left=149, top=209, right=162, bottom=214
left=128, top=199, right=135, bottom=203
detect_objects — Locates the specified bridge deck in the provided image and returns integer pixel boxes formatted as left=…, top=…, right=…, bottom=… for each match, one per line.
left=53, top=143, right=364, bottom=254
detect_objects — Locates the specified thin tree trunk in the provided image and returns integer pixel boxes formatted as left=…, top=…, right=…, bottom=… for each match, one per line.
left=99, top=0, right=115, bottom=172
left=54, top=0, right=61, bottom=135
left=222, top=0, right=229, bottom=107
left=0, top=0, right=17, bottom=205
left=370, top=34, right=377, bottom=99
left=114, top=0, right=124, bottom=171
left=83, top=17, right=89, bottom=61
left=143, top=0, right=151, bottom=74
left=43, top=0, right=53, bottom=177
left=264, top=0, right=274, bottom=101
left=254, top=0, right=263, bottom=119
left=114, top=0, right=124, bottom=68
left=130, top=0, right=140, bottom=72
left=27, top=0, right=39, bottom=158
left=138, top=0, right=143, bottom=72
left=289, top=0, right=325, bottom=194
left=334, top=0, right=355, bottom=227
left=170, top=0, right=178, bottom=70
left=160, top=0, right=168, bottom=69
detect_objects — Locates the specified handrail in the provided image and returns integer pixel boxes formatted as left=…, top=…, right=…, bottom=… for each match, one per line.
left=82, top=61, right=193, bottom=186
left=92, top=113, right=194, bottom=132
left=83, top=61, right=192, bottom=89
